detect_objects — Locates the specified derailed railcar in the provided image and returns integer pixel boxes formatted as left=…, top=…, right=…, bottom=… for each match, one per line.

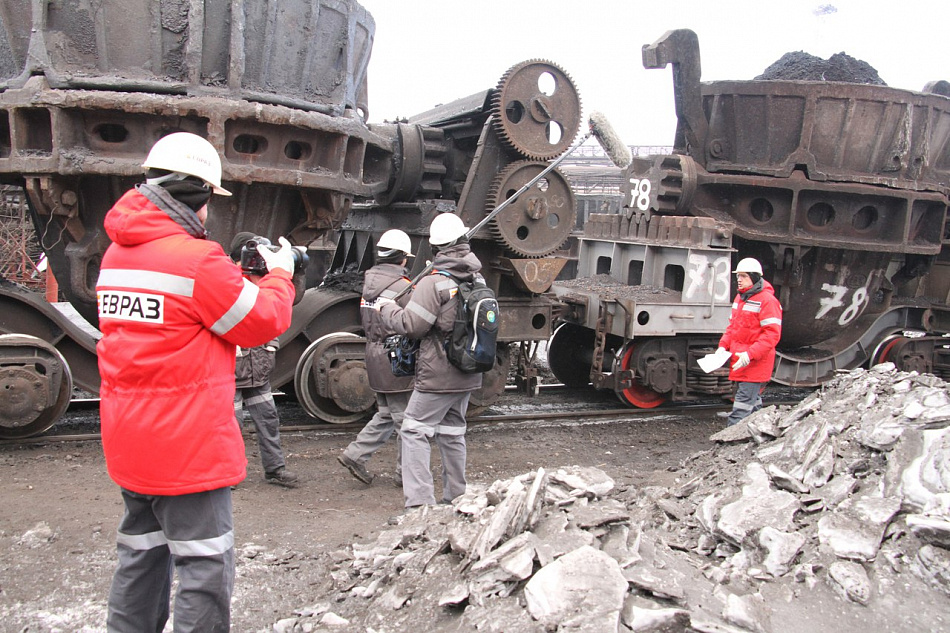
left=0, top=0, right=586, bottom=436
left=547, top=29, right=950, bottom=407
left=1, top=5, right=948, bottom=438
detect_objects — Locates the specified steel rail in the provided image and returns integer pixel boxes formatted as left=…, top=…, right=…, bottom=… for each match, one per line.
left=0, top=396, right=809, bottom=447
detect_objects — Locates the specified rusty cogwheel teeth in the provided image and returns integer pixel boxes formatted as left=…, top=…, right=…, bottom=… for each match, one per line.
left=491, top=59, right=582, bottom=161
left=486, top=160, right=577, bottom=258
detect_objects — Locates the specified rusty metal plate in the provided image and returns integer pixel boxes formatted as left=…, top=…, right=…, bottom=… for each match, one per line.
left=502, top=257, right=567, bottom=294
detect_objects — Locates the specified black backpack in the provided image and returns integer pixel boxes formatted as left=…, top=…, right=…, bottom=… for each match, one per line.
left=439, top=272, right=500, bottom=373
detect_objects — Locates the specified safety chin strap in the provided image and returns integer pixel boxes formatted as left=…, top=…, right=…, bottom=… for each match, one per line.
left=145, top=172, right=190, bottom=186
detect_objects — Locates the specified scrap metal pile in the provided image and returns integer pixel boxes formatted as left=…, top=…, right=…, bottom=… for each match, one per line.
left=268, top=364, right=950, bottom=632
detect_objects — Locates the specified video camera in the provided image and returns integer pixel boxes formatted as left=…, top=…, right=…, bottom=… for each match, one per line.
left=238, top=236, right=309, bottom=276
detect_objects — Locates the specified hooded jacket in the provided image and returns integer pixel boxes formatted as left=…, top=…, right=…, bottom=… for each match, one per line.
left=719, top=278, right=783, bottom=383
left=379, top=243, right=483, bottom=393
left=360, top=262, right=413, bottom=393
left=96, top=187, right=294, bottom=495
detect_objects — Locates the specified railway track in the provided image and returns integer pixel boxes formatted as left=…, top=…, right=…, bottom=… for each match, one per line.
left=0, top=384, right=813, bottom=447
left=0, top=406, right=717, bottom=446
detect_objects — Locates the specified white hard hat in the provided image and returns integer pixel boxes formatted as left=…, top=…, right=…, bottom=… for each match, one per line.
left=733, top=257, right=763, bottom=275
left=428, top=213, right=468, bottom=246
left=142, top=132, right=232, bottom=196
left=377, top=229, right=414, bottom=258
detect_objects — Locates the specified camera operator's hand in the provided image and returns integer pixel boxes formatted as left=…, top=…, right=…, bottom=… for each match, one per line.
left=257, top=236, right=295, bottom=274
left=368, top=297, right=396, bottom=311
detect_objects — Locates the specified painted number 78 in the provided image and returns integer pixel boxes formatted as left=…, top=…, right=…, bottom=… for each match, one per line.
left=816, top=283, right=868, bottom=325
left=627, top=178, right=652, bottom=211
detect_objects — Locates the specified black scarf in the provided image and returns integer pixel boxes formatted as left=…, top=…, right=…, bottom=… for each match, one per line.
left=740, top=278, right=764, bottom=301
left=137, top=183, right=209, bottom=240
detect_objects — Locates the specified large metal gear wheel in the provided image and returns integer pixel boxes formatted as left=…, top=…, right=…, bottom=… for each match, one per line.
left=492, top=59, right=582, bottom=160
left=487, top=160, right=577, bottom=258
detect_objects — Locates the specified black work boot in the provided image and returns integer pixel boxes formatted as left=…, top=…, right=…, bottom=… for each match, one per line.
left=264, top=467, right=299, bottom=488
left=337, top=454, right=373, bottom=484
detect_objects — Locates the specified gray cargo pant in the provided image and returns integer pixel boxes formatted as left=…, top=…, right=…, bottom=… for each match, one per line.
left=343, top=390, right=409, bottom=474
left=107, top=486, right=234, bottom=632
left=727, top=381, right=764, bottom=426
left=235, top=383, right=286, bottom=474
left=401, top=390, right=471, bottom=507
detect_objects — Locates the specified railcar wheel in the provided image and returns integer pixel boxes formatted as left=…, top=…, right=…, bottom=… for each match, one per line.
left=294, top=332, right=375, bottom=424
left=0, top=334, right=73, bottom=439
left=614, top=343, right=667, bottom=409
left=547, top=323, right=594, bottom=387
left=870, top=332, right=931, bottom=375
left=870, top=333, right=906, bottom=367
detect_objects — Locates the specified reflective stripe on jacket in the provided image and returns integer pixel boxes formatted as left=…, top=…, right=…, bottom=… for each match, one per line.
left=719, top=279, right=783, bottom=383
left=379, top=243, right=483, bottom=393
left=360, top=263, right=413, bottom=393
left=96, top=188, right=294, bottom=495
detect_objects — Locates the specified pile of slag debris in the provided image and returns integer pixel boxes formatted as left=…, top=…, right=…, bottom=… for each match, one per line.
left=272, top=363, right=950, bottom=632
left=756, top=51, right=886, bottom=85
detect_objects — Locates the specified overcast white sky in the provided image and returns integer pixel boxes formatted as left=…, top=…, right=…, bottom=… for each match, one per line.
left=357, top=0, right=949, bottom=147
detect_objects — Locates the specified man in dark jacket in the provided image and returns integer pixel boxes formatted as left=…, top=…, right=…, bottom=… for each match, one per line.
left=96, top=132, right=295, bottom=631
left=229, top=233, right=298, bottom=487
left=376, top=213, right=482, bottom=508
left=718, top=257, right=783, bottom=426
left=338, top=229, right=415, bottom=485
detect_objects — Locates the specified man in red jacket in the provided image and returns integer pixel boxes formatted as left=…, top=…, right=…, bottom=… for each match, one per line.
left=717, top=257, right=783, bottom=427
left=96, top=132, right=295, bottom=631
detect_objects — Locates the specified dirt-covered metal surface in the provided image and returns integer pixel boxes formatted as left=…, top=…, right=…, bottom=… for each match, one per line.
left=0, top=0, right=374, bottom=115
left=555, top=274, right=679, bottom=303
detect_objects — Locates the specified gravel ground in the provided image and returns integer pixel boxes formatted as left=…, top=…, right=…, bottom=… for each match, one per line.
left=0, top=392, right=724, bottom=632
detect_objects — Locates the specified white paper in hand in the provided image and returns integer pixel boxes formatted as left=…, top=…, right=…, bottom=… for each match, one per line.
left=698, top=348, right=731, bottom=373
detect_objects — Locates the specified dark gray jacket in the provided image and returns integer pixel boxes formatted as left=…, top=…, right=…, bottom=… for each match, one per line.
left=380, top=243, right=483, bottom=393
left=361, top=263, right=414, bottom=393
left=235, top=338, right=278, bottom=389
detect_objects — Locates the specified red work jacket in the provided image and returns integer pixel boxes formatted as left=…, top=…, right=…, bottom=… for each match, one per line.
left=96, top=188, right=294, bottom=495
left=719, top=280, right=783, bottom=383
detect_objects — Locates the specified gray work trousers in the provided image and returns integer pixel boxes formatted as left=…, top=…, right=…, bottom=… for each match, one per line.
left=727, top=381, right=764, bottom=426
left=401, top=390, right=471, bottom=507
left=343, top=390, right=410, bottom=473
left=107, top=487, right=234, bottom=633
left=235, top=383, right=286, bottom=474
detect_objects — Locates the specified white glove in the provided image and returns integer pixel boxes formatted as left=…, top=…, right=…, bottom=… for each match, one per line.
left=257, top=236, right=295, bottom=274
left=732, top=351, right=751, bottom=370
left=716, top=347, right=727, bottom=355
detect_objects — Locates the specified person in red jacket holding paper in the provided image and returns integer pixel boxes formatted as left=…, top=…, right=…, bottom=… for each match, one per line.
left=717, top=257, right=783, bottom=427
left=96, top=132, right=295, bottom=632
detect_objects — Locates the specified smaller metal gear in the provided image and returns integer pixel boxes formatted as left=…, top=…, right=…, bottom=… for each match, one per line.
left=492, top=59, right=582, bottom=161
left=486, top=160, right=576, bottom=258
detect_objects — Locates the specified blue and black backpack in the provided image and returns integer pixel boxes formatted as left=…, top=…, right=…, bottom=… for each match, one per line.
left=439, top=271, right=499, bottom=374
